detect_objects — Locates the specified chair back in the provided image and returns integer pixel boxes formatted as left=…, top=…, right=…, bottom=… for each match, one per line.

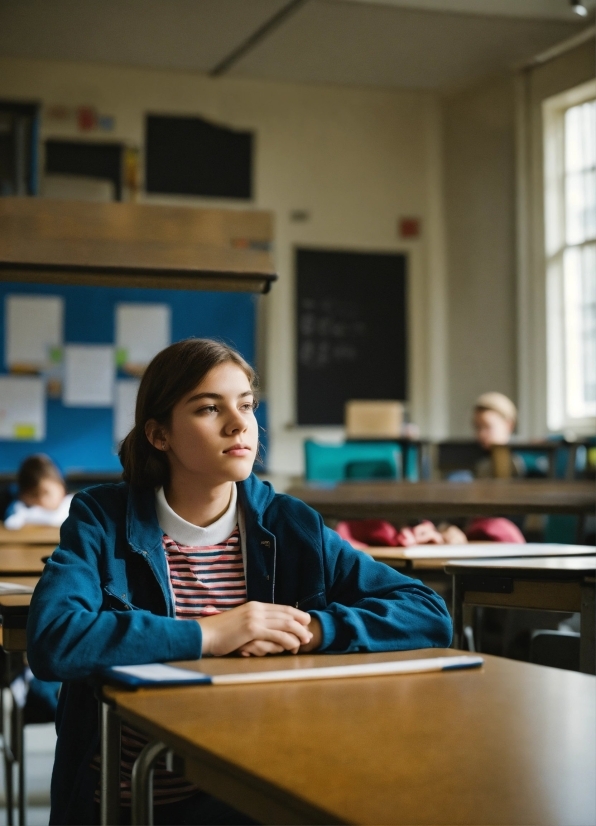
left=304, top=440, right=402, bottom=482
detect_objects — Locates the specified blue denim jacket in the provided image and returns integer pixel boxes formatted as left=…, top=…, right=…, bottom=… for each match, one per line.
left=27, top=474, right=451, bottom=824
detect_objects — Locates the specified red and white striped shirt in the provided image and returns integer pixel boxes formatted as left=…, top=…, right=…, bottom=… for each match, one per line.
left=164, top=527, right=247, bottom=617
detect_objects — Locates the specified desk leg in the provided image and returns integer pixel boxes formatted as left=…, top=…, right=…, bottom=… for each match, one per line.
left=580, top=582, right=595, bottom=675
left=452, top=576, right=464, bottom=649
left=131, top=741, right=169, bottom=826
left=100, top=701, right=121, bottom=826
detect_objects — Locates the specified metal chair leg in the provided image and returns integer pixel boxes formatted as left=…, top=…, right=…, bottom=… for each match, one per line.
left=9, top=678, right=27, bottom=826
left=2, top=689, right=15, bottom=826
left=13, top=702, right=25, bottom=826
left=131, top=741, right=169, bottom=826
left=100, top=702, right=121, bottom=826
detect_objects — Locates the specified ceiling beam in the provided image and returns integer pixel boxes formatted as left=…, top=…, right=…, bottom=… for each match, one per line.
left=209, top=0, right=310, bottom=77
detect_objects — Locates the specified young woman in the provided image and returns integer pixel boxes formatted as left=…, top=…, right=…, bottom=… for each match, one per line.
left=27, top=338, right=451, bottom=825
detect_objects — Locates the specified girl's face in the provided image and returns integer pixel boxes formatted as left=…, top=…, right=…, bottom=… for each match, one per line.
left=155, top=362, right=258, bottom=487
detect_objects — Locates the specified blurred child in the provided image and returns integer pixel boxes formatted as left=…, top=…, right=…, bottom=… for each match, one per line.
left=473, top=392, right=525, bottom=477
left=4, top=455, right=73, bottom=530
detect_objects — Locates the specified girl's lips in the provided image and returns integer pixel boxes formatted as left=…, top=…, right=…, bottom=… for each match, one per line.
left=223, top=446, right=252, bottom=456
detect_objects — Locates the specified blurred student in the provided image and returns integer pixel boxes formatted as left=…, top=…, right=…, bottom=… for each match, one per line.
left=4, top=455, right=73, bottom=530
left=473, top=392, right=525, bottom=478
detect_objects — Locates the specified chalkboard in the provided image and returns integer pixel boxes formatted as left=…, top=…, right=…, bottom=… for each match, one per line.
left=296, top=248, right=407, bottom=425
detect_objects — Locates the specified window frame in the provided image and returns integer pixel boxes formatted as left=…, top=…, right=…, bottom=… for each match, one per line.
left=543, top=79, right=596, bottom=434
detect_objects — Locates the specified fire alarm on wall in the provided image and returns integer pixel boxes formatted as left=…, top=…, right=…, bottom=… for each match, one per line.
left=399, top=217, right=421, bottom=239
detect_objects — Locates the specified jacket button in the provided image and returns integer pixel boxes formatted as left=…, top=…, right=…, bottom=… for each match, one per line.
left=261, top=540, right=271, bottom=547
left=265, top=575, right=270, bottom=581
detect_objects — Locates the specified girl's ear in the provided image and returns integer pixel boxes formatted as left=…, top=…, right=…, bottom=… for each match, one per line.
left=145, top=420, right=168, bottom=451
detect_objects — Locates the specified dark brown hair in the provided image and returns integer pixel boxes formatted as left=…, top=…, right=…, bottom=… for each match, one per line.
left=119, top=338, right=257, bottom=489
left=17, top=454, right=64, bottom=495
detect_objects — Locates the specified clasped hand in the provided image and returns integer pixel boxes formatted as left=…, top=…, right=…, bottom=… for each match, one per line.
left=197, top=601, right=321, bottom=657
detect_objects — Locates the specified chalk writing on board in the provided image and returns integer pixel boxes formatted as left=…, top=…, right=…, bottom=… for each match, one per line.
left=299, top=299, right=365, bottom=369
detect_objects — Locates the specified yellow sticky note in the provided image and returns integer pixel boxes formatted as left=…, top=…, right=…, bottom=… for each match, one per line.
left=13, top=424, right=37, bottom=439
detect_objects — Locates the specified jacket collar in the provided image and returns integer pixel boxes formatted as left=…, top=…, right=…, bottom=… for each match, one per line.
left=126, top=484, right=164, bottom=555
left=125, top=475, right=278, bottom=604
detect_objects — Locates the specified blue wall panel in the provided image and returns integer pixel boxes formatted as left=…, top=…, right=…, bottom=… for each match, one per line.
left=0, top=281, right=257, bottom=473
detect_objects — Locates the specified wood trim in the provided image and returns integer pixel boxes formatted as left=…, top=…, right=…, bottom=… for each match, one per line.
left=0, top=265, right=275, bottom=294
left=463, top=579, right=582, bottom=612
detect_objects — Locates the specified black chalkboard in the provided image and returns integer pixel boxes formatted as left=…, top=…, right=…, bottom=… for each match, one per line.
left=296, top=248, right=407, bottom=425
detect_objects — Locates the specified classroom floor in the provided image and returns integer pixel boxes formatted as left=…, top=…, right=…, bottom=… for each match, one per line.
left=0, top=723, right=54, bottom=826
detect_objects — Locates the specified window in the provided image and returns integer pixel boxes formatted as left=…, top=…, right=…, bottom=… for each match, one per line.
left=544, top=82, right=596, bottom=432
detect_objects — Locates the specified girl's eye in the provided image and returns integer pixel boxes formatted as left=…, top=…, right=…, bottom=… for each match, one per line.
left=240, top=401, right=257, bottom=412
left=198, top=405, right=218, bottom=414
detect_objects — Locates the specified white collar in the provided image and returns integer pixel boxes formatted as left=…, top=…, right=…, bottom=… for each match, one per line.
left=155, top=484, right=237, bottom=547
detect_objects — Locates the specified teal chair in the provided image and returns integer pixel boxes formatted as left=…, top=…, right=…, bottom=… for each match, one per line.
left=304, top=440, right=402, bottom=482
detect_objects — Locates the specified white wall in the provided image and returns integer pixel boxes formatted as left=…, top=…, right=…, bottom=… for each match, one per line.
left=442, top=74, right=518, bottom=437
left=0, top=56, right=449, bottom=473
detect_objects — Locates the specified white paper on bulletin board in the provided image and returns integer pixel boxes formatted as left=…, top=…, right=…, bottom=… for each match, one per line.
left=0, top=376, right=46, bottom=440
left=115, top=304, right=170, bottom=369
left=114, top=379, right=140, bottom=445
left=5, top=295, right=64, bottom=370
left=63, top=345, right=115, bottom=407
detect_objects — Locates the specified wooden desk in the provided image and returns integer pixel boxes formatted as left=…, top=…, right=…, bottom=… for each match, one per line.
left=0, top=526, right=59, bottom=545
left=0, top=583, right=36, bottom=653
left=366, top=542, right=595, bottom=570
left=100, top=649, right=596, bottom=826
left=0, top=545, right=53, bottom=576
left=287, top=479, right=595, bottom=521
left=446, top=556, right=596, bottom=674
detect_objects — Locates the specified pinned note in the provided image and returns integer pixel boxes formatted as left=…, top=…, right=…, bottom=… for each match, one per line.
left=114, top=379, right=140, bottom=444
left=0, top=376, right=45, bottom=440
left=5, top=295, right=64, bottom=371
left=63, top=345, right=115, bottom=407
left=115, top=304, right=170, bottom=372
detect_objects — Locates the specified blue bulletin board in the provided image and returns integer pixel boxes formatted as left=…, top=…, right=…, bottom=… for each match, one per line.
left=0, top=281, right=258, bottom=474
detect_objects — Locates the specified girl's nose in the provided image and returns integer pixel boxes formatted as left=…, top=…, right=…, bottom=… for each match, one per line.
left=224, top=409, right=246, bottom=434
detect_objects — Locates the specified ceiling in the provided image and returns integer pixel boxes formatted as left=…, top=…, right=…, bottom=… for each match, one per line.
left=0, top=0, right=592, bottom=91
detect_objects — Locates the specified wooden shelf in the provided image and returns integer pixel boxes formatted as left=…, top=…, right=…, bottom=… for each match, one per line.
left=0, top=198, right=277, bottom=293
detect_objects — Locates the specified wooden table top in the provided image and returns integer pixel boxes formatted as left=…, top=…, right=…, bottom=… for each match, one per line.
left=445, top=555, right=596, bottom=576
left=287, top=479, right=595, bottom=519
left=0, top=545, right=52, bottom=575
left=367, top=542, right=595, bottom=569
left=0, top=591, right=35, bottom=610
left=104, top=649, right=596, bottom=826
left=0, top=525, right=60, bottom=545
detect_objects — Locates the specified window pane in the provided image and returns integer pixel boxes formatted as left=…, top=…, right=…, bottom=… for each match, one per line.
left=565, top=100, right=596, bottom=245
left=565, top=100, right=596, bottom=173
left=564, top=243, right=596, bottom=418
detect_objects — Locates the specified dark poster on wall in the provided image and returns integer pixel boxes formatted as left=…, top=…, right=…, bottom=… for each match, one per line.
left=145, top=114, right=253, bottom=199
left=296, top=248, right=407, bottom=425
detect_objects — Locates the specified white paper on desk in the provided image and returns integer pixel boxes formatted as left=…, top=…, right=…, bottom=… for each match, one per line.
left=114, top=379, right=140, bottom=444
left=115, top=304, right=170, bottom=369
left=5, top=295, right=64, bottom=370
left=112, top=664, right=206, bottom=682
left=63, top=345, right=114, bottom=407
left=0, top=376, right=45, bottom=440
left=0, top=582, right=35, bottom=594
